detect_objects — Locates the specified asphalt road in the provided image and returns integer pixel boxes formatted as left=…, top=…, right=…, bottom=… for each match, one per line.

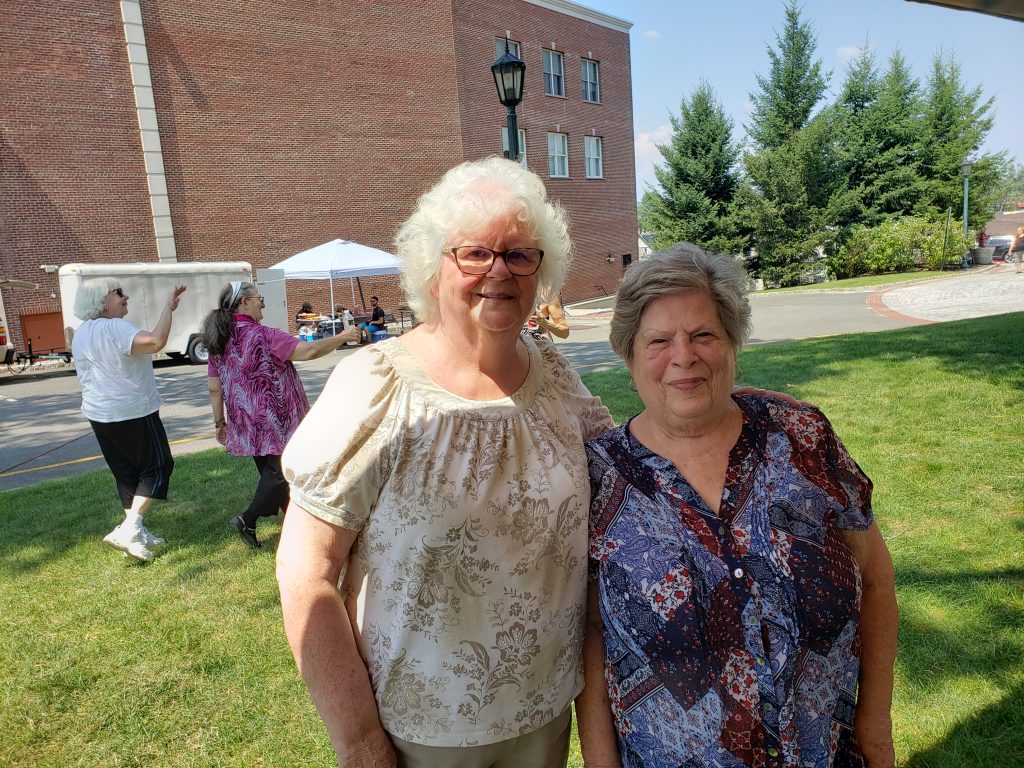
left=2, top=268, right=1020, bottom=493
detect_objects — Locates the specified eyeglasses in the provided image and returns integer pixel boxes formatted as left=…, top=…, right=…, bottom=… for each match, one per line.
left=112, top=288, right=126, bottom=298
left=443, top=246, right=544, bottom=276
left=246, top=295, right=265, bottom=306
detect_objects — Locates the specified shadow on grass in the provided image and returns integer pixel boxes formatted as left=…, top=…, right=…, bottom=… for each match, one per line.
left=0, top=449, right=264, bottom=575
left=896, top=566, right=1024, bottom=689
left=903, top=680, right=1024, bottom=767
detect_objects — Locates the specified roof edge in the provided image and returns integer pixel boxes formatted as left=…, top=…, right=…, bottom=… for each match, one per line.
left=522, top=0, right=632, bottom=32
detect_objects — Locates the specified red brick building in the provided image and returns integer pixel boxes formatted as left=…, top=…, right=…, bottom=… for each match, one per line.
left=0, top=0, right=636, bottom=353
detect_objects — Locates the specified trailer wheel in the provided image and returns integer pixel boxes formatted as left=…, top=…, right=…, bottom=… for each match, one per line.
left=187, top=336, right=209, bottom=365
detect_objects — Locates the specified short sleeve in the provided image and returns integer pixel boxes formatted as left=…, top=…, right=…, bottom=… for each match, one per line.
left=766, top=396, right=874, bottom=533
left=110, top=318, right=142, bottom=355
left=536, top=338, right=614, bottom=439
left=207, top=356, right=218, bottom=377
left=264, top=326, right=300, bottom=365
left=821, top=416, right=874, bottom=531
left=281, top=347, right=396, bottom=532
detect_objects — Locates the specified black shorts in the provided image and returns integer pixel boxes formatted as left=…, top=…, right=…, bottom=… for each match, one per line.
left=89, top=412, right=174, bottom=509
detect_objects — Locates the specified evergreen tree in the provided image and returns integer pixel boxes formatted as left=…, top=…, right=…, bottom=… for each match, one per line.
left=863, top=52, right=923, bottom=218
left=740, top=1, right=835, bottom=285
left=915, top=52, right=1000, bottom=228
left=747, top=0, right=828, bottom=151
left=638, top=82, right=741, bottom=252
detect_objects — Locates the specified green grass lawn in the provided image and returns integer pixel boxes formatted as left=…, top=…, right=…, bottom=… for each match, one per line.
left=759, top=270, right=949, bottom=292
left=3, top=313, right=1022, bottom=767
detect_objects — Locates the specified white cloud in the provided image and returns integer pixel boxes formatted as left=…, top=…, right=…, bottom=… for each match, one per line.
left=837, top=44, right=865, bottom=62
left=642, top=30, right=660, bottom=38
left=634, top=123, right=673, bottom=196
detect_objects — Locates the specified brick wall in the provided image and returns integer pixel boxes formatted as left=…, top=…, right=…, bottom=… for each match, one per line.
left=0, top=1, right=155, bottom=352
left=451, top=0, right=637, bottom=303
left=1, top=0, right=635, bottom=350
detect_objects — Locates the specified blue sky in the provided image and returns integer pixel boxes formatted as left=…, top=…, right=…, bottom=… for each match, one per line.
left=578, top=0, right=1023, bottom=197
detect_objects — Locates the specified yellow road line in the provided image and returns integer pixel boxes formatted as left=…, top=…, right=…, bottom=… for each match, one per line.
left=0, top=434, right=213, bottom=478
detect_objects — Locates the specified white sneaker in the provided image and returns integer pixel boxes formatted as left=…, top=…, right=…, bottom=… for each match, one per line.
left=103, top=524, right=154, bottom=562
left=140, top=526, right=165, bottom=548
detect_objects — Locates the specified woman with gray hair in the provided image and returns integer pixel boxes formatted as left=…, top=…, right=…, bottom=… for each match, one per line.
left=577, top=243, right=898, bottom=768
left=276, top=156, right=613, bottom=767
left=200, top=281, right=359, bottom=549
left=71, top=278, right=186, bottom=562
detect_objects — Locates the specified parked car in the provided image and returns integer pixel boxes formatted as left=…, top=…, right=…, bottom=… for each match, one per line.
left=987, top=234, right=1013, bottom=260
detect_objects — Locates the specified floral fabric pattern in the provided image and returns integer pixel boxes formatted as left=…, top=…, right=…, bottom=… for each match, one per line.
left=283, top=335, right=613, bottom=747
left=587, top=395, right=873, bottom=768
left=208, top=314, right=308, bottom=457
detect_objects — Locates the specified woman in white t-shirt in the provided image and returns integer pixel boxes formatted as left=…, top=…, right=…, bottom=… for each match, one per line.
left=71, top=279, right=185, bottom=562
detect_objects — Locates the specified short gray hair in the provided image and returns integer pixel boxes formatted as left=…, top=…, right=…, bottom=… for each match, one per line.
left=610, top=243, right=751, bottom=363
left=73, top=278, right=121, bottom=321
left=394, top=156, right=571, bottom=323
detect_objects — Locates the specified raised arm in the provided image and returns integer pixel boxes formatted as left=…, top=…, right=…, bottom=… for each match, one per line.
left=842, top=522, right=898, bottom=768
left=289, top=327, right=361, bottom=362
left=131, top=284, right=186, bottom=355
left=576, top=582, right=622, bottom=768
left=276, top=503, right=396, bottom=768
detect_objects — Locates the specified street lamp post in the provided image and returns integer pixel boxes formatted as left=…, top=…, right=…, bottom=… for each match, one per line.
left=491, top=39, right=526, bottom=162
left=961, top=158, right=973, bottom=269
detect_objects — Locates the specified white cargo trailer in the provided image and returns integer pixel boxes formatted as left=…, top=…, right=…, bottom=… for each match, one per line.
left=59, top=262, right=253, bottom=364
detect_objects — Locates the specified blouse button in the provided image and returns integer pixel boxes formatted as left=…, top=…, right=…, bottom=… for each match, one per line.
left=733, top=567, right=744, bottom=578
left=762, top=702, right=773, bottom=712
left=767, top=748, right=780, bottom=758
left=756, top=657, right=765, bottom=666
left=718, top=526, right=726, bottom=536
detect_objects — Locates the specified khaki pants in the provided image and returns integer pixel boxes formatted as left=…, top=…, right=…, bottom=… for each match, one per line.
left=390, top=708, right=572, bottom=768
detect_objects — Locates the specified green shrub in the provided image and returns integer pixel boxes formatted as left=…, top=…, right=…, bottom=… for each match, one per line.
left=827, top=216, right=968, bottom=278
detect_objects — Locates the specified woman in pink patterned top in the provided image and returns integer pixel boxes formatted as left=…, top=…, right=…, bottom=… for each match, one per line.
left=201, top=281, right=359, bottom=549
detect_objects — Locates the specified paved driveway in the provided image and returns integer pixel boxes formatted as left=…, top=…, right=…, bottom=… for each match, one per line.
left=2, top=266, right=1021, bottom=493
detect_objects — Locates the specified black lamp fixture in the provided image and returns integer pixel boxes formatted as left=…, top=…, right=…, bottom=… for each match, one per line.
left=491, top=38, right=526, bottom=162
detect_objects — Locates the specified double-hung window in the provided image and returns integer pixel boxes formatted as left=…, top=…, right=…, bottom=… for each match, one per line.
left=543, top=49, right=564, bottom=97
left=584, top=136, right=603, bottom=179
left=495, top=38, right=520, bottom=59
left=501, top=126, right=527, bottom=166
left=581, top=59, right=600, bottom=103
left=547, top=133, right=568, bottom=178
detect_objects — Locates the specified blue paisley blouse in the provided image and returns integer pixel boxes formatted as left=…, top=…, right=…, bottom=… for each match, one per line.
left=586, top=395, right=873, bottom=768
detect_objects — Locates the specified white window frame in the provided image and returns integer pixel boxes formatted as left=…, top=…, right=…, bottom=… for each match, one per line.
left=495, top=38, right=520, bottom=60
left=501, top=126, right=527, bottom=167
left=543, top=49, right=565, bottom=97
left=584, top=136, right=604, bottom=179
left=547, top=132, right=569, bottom=178
left=581, top=59, right=600, bottom=103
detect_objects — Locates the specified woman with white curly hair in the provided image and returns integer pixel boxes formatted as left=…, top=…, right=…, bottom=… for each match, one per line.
left=71, top=278, right=186, bottom=562
left=277, top=156, right=613, bottom=767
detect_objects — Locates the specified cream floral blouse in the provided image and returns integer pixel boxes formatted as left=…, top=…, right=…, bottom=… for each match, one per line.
left=282, top=335, right=613, bottom=747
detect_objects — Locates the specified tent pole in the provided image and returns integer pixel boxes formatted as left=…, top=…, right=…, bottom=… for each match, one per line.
left=356, top=277, right=366, bottom=309
left=329, top=276, right=335, bottom=316
left=350, top=278, right=356, bottom=306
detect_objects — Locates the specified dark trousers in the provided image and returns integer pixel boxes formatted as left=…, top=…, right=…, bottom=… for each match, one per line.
left=242, top=454, right=289, bottom=527
left=90, top=412, right=174, bottom=509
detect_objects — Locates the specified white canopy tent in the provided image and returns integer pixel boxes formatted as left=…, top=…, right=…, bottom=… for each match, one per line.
left=269, top=238, right=401, bottom=312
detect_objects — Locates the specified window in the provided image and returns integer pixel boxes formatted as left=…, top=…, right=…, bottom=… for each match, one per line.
left=581, top=59, right=600, bottom=102
left=584, top=136, right=603, bottom=178
left=495, top=38, right=520, bottom=60
left=500, top=126, right=527, bottom=166
left=547, top=132, right=568, bottom=178
left=543, top=50, right=564, bottom=97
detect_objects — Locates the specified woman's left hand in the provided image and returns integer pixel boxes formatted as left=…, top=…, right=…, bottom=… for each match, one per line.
left=215, top=423, right=227, bottom=446
left=854, top=710, right=895, bottom=768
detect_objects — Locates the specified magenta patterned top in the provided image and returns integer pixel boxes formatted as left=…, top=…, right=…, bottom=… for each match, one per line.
left=207, top=314, right=309, bottom=457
